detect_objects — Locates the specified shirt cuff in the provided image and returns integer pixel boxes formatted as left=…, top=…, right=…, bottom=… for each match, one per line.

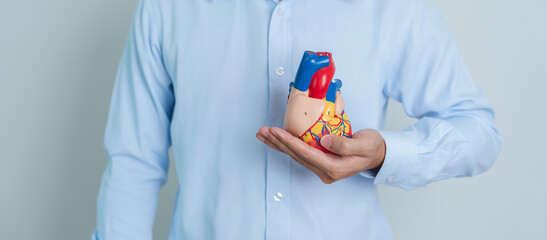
left=359, top=130, right=419, bottom=190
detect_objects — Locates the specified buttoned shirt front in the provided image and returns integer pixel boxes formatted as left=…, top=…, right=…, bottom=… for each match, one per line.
left=93, top=0, right=502, bottom=239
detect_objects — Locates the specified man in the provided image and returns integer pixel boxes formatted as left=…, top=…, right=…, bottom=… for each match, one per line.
left=92, top=0, right=502, bottom=239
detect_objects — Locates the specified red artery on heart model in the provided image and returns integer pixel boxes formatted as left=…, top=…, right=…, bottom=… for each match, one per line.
left=284, top=51, right=352, bottom=153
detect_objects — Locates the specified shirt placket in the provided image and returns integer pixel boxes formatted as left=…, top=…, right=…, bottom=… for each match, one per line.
left=266, top=1, right=293, bottom=240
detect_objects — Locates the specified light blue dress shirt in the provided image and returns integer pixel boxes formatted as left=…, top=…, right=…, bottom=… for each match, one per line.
left=93, top=0, right=502, bottom=239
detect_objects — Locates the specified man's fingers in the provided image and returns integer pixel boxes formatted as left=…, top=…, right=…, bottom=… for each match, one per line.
left=257, top=133, right=282, bottom=152
left=269, top=127, right=337, bottom=173
left=261, top=128, right=333, bottom=182
left=257, top=127, right=341, bottom=183
left=320, top=134, right=360, bottom=156
left=265, top=132, right=335, bottom=184
left=260, top=128, right=385, bottom=183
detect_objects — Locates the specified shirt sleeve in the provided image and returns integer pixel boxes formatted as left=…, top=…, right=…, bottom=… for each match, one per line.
left=360, top=0, right=502, bottom=190
left=92, top=0, right=174, bottom=239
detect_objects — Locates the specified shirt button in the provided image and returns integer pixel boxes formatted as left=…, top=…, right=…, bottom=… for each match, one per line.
left=273, top=192, right=283, bottom=201
left=277, top=8, right=284, bottom=16
left=275, top=66, right=285, bottom=76
left=386, top=176, right=396, bottom=183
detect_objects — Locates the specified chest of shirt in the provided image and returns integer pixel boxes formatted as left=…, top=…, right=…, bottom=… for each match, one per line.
left=161, top=0, right=398, bottom=130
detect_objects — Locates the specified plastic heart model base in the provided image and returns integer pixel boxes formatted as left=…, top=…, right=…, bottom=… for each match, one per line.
left=284, top=51, right=352, bottom=153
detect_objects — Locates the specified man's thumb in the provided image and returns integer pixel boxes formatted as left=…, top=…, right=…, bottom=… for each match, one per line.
left=321, top=135, right=353, bottom=155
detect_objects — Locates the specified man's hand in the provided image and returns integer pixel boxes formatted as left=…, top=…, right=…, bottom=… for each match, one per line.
left=256, top=127, right=386, bottom=184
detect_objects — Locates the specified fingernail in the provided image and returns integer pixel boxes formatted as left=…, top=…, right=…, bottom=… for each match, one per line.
left=256, top=134, right=266, bottom=143
left=320, top=135, right=333, bottom=148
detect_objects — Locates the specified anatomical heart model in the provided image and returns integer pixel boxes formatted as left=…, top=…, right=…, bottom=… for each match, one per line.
left=284, top=51, right=352, bottom=153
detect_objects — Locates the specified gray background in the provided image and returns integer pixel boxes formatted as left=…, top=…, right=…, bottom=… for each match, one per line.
left=0, top=0, right=545, bottom=239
